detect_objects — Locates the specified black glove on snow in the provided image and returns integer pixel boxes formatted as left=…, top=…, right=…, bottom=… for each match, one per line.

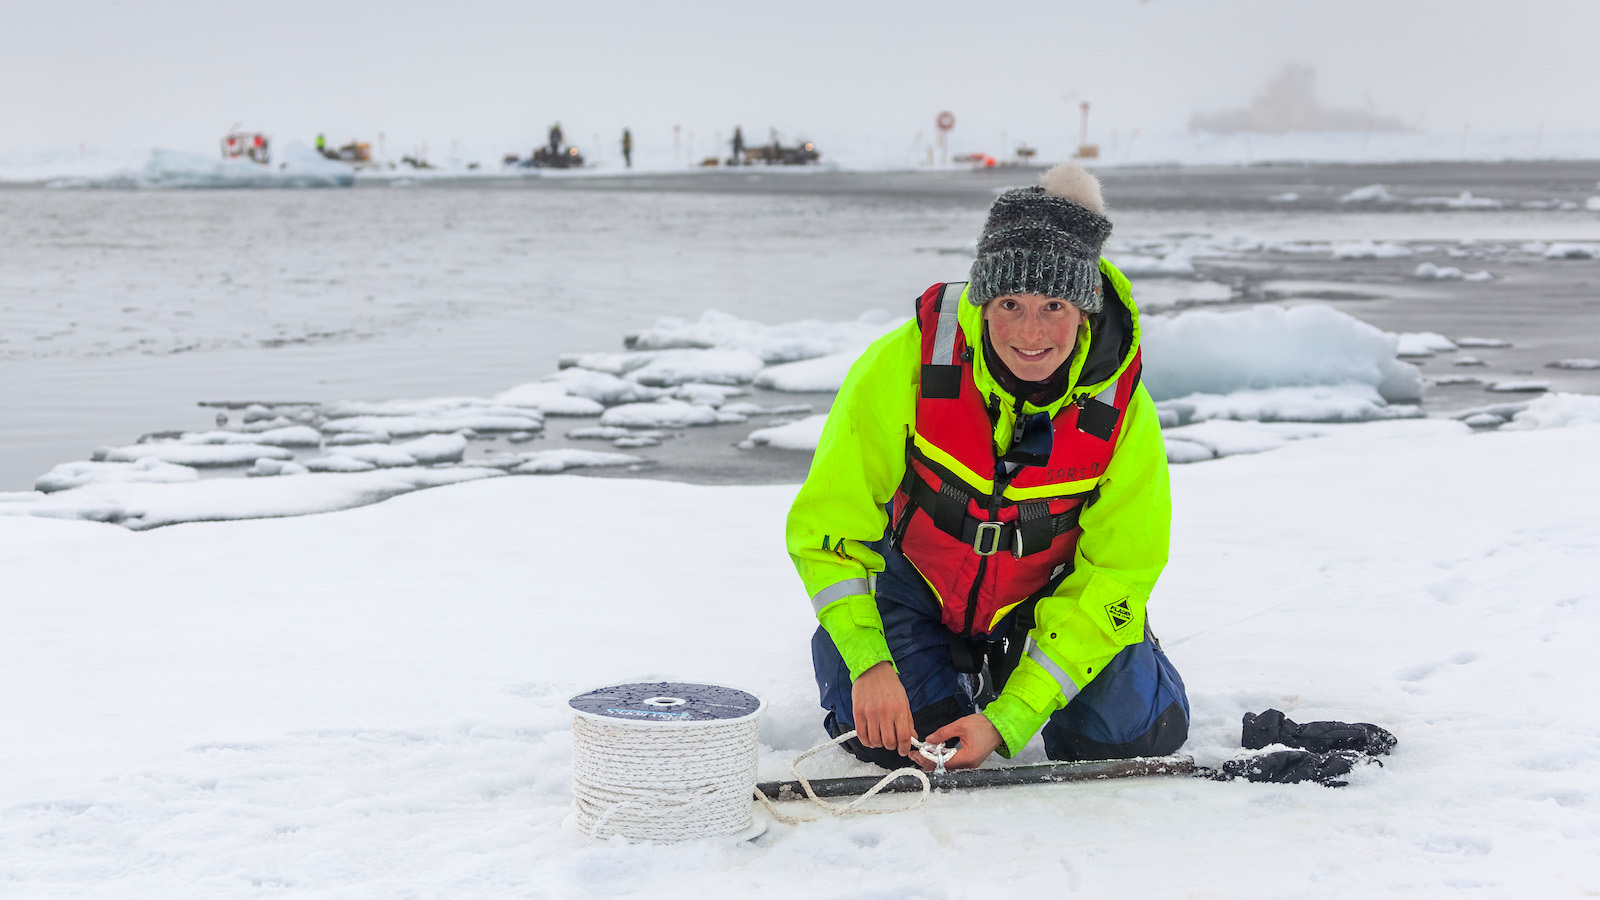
left=1241, top=709, right=1397, bottom=756
left=1218, top=750, right=1366, bottom=788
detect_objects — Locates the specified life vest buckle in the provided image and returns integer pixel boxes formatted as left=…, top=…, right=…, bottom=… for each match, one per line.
left=973, top=521, right=1003, bottom=556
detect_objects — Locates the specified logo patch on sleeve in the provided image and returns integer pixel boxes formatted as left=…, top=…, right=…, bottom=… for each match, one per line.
left=1104, top=598, right=1133, bottom=631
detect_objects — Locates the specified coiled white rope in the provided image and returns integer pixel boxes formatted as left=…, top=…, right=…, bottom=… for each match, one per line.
left=572, top=712, right=762, bottom=842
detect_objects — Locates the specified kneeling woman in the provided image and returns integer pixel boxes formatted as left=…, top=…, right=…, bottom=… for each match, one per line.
left=786, top=164, right=1188, bottom=770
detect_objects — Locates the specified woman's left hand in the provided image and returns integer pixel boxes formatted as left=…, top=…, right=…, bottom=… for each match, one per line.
left=919, top=714, right=1002, bottom=770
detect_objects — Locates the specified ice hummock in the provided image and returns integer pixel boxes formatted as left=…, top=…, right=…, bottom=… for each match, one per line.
left=1141, top=304, right=1423, bottom=405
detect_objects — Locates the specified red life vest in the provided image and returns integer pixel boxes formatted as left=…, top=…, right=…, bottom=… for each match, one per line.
left=889, top=281, right=1142, bottom=637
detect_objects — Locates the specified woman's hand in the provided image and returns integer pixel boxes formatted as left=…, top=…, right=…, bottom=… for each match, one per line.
left=920, top=714, right=1002, bottom=770
left=851, top=662, right=916, bottom=758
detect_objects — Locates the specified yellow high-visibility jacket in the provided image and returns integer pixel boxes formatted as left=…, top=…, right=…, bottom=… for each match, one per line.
left=785, top=259, right=1172, bottom=756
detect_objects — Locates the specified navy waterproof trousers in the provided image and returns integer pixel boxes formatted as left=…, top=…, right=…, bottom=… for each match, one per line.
left=812, top=535, right=1190, bottom=767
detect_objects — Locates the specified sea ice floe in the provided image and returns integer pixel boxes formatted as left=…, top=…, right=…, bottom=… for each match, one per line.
left=171, top=425, right=322, bottom=447
left=96, top=442, right=294, bottom=468
left=597, top=399, right=720, bottom=428
left=304, top=456, right=377, bottom=473
left=1161, top=420, right=1330, bottom=459
left=674, top=383, right=747, bottom=407
left=627, top=308, right=903, bottom=364
left=1157, top=385, right=1421, bottom=426
left=1162, top=438, right=1216, bottom=464
left=566, top=426, right=640, bottom=440
left=542, top=367, right=671, bottom=405
left=1339, top=184, right=1400, bottom=204
left=319, top=413, right=541, bottom=437
left=1460, top=413, right=1506, bottom=429
left=247, top=459, right=309, bottom=477
left=623, top=349, right=766, bottom=386
left=1332, top=241, right=1413, bottom=260
left=1453, top=357, right=1486, bottom=367
left=1141, top=304, right=1423, bottom=404
left=491, top=383, right=605, bottom=416
left=1414, top=263, right=1465, bottom=281
left=0, top=466, right=503, bottom=529
left=1396, top=332, right=1458, bottom=357
left=1129, top=279, right=1233, bottom=311
left=1427, top=375, right=1482, bottom=386
left=1501, top=392, right=1600, bottom=429
left=737, top=414, right=828, bottom=451
left=1410, top=191, right=1502, bottom=209
left=1547, top=358, right=1600, bottom=370
left=34, top=458, right=201, bottom=493
left=1487, top=380, right=1550, bottom=393
left=1105, top=252, right=1196, bottom=277
left=1455, top=337, right=1512, bottom=348
left=326, top=432, right=390, bottom=445
left=753, top=351, right=860, bottom=393
left=1543, top=243, right=1600, bottom=260
left=510, top=449, right=642, bottom=474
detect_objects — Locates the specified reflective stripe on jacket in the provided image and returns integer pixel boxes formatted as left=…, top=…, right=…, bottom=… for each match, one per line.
left=786, top=259, right=1172, bottom=756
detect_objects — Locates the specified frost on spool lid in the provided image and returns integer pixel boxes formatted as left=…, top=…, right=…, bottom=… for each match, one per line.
left=568, top=682, right=763, bottom=725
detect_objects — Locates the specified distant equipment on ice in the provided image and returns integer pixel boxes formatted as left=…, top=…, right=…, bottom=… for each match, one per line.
left=220, top=125, right=270, bottom=165
left=568, top=682, right=766, bottom=843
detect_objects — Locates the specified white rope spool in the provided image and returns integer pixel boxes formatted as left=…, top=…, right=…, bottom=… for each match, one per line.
left=569, top=682, right=766, bottom=843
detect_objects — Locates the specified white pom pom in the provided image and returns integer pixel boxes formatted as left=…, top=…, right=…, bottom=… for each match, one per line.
left=1039, top=163, right=1105, bottom=213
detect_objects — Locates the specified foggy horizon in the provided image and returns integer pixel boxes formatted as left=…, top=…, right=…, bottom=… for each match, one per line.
left=5, top=0, right=1599, bottom=163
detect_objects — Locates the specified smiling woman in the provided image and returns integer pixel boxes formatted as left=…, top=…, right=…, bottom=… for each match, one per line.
left=786, top=163, right=1188, bottom=777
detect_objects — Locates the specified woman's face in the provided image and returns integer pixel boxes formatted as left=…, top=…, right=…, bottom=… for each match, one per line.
left=983, top=293, right=1084, bottom=382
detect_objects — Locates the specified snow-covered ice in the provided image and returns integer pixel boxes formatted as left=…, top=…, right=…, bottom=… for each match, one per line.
left=1488, top=380, right=1550, bottom=393
left=1455, top=336, right=1513, bottom=349
left=1502, top=392, right=1600, bottom=429
left=1395, top=331, right=1458, bottom=357
left=752, top=352, right=859, bottom=393
left=1543, top=242, right=1600, bottom=260
left=62, top=144, right=355, bottom=190
left=4, top=418, right=1597, bottom=895
left=623, top=349, right=767, bottom=387
left=34, top=458, right=200, bottom=493
left=96, top=441, right=295, bottom=468
left=597, top=400, right=721, bottom=429
left=1331, top=240, right=1413, bottom=260
left=1548, top=358, right=1600, bottom=370
left=320, top=413, right=541, bottom=437
left=628, top=309, right=903, bottom=364
left=509, top=449, right=643, bottom=474
left=738, top=415, right=829, bottom=451
left=492, top=383, right=606, bottom=416
left=1158, top=385, right=1420, bottom=426
left=1338, top=184, right=1400, bottom=204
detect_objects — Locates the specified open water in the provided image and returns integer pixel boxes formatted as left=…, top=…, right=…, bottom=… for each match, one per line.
left=3, top=162, right=1600, bottom=490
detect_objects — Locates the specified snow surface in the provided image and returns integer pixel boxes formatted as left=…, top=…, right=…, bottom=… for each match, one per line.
left=1158, top=385, right=1420, bottom=426
left=752, top=352, right=859, bottom=393
left=1331, top=240, right=1413, bottom=260
left=1395, top=332, right=1458, bottom=357
left=628, top=309, right=903, bottom=364
left=1549, top=358, right=1600, bottom=370
left=34, top=458, right=200, bottom=493
left=3, top=419, right=1598, bottom=895
left=96, top=441, right=294, bottom=468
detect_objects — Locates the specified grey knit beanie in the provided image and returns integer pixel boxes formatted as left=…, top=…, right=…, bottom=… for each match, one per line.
left=968, top=163, right=1111, bottom=313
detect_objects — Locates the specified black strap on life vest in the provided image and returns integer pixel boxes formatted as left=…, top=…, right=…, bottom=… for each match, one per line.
left=920, top=282, right=967, bottom=400
left=896, top=467, right=1088, bottom=559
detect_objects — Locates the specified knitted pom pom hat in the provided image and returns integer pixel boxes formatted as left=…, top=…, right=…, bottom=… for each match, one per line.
left=968, top=163, right=1112, bottom=313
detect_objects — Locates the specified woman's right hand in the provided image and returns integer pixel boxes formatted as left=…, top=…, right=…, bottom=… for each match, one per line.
left=851, top=661, right=916, bottom=758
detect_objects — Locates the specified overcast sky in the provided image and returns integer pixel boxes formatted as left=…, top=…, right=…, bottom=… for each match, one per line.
left=5, top=0, right=1597, bottom=161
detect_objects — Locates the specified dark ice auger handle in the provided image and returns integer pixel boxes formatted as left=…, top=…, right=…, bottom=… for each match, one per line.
left=756, top=755, right=1195, bottom=800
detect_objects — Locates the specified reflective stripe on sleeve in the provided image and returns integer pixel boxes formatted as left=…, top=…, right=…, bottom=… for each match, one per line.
left=931, top=282, right=964, bottom=365
left=810, top=577, right=872, bottom=614
left=1024, top=637, right=1082, bottom=704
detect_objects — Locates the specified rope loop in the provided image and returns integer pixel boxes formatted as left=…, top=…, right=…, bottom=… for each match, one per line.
left=753, top=730, right=939, bottom=825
